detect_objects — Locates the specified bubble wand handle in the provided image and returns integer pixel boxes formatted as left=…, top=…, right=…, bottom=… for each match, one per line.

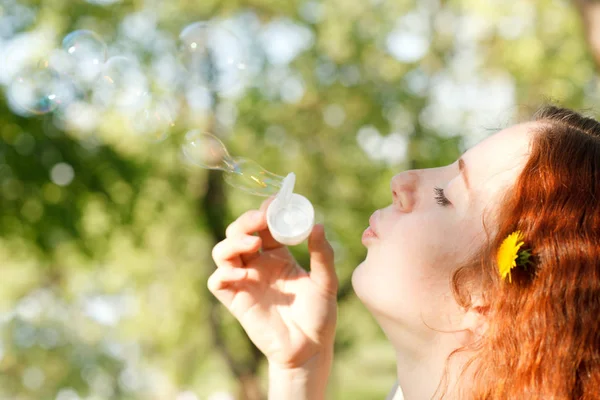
left=182, top=132, right=314, bottom=245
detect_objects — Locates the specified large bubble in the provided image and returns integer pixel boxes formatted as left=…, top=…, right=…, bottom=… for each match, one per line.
left=178, top=22, right=248, bottom=94
left=7, top=64, right=75, bottom=115
left=93, top=56, right=149, bottom=112
left=181, top=130, right=230, bottom=170
left=181, top=131, right=283, bottom=196
left=61, top=30, right=108, bottom=83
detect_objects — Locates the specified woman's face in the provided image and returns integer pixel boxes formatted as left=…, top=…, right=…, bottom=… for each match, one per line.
left=352, top=122, right=536, bottom=334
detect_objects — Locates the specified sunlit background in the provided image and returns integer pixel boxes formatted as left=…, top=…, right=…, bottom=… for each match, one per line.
left=1, top=0, right=599, bottom=398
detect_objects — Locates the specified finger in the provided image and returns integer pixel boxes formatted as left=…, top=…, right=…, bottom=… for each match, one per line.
left=259, top=195, right=276, bottom=213
left=258, top=196, right=285, bottom=250
left=212, top=235, right=261, bottom=269
left=207, top=267, right=248, bottom=307
left=308, top=224, right=338, bottom=295
left=240, top=235, right=262, bottom=264
left=245, top=196, right=277, bottom=256
left=207, top=267, right=248, bottom=291
left=226, top=209, right=266, bottom=238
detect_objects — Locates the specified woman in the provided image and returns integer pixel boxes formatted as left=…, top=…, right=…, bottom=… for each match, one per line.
left=208, top=106, right=600, bottom=399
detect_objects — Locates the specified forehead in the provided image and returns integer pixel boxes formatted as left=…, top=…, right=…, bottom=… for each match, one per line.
left=462, top=122, right=535, bottom=197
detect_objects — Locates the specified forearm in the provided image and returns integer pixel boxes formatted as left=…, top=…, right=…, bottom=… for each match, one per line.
left=268, top=352, right=334, bottom=400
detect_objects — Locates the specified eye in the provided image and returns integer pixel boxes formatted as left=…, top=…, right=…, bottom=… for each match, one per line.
left=434, top=186, right=451, bottom=207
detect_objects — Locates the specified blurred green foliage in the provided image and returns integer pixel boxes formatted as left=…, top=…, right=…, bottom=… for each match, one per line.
left=0, top=0, right=597, bottom=399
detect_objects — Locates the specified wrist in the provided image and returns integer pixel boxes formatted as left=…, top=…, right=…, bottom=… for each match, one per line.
left=268, top=352, right=334, bottom=400
left=268, top=348, right=333, bottom=370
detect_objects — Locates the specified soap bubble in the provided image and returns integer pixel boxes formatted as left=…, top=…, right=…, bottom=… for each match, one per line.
left=93, top=56, right=149, bottom=111
left=7, top=65, right=75, bottom=115
left=182, top=131, right=283, bottom=196
left=62, top=30, right=107, bottom=66
left=224, top=157, right=284, bottom=196
left=62, top=30, right=108, bottom=83
left=130, top=102, right=175, bottom=142
left=179, top=22, right=248, bottom=94
left=181, top=130, right=231, bottom=170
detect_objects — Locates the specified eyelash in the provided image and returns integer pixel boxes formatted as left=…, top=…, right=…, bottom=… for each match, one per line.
left=434, top=186, right=451, bottom=207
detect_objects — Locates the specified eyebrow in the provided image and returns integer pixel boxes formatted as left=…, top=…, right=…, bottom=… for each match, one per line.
left=458, top=157, right=470, bottom=192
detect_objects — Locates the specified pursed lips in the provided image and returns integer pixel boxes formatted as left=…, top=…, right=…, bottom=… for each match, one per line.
left=369, top=211, right=380, bottom=237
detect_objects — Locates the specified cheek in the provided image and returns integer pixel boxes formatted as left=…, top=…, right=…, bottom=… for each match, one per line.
left=352, top=245, right=455, bottom=324
left=381, top=213, right=457, bottom=269
left=352, top=214, right=479, bottom=322
left=352, top=254, right=457, bottom=326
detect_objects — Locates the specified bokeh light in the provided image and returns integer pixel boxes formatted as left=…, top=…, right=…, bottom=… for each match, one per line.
left=50, top=163, right=75, bottom=186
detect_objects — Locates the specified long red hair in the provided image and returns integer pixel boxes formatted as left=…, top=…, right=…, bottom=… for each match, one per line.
left=449, top=106, right=600, bottom=399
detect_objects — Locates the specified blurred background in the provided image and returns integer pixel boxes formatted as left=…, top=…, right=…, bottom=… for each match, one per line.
left=1, top=0, right=600, bottom=398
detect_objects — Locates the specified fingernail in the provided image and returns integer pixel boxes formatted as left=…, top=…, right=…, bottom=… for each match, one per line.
left=244, top=236, right=258, bottom=245
left=320, top=225, right=328, bottom=239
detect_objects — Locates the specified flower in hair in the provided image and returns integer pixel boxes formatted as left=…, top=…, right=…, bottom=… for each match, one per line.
left=497, top=230, right=532, bottom=283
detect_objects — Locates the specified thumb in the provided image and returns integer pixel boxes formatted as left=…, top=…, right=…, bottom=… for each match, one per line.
left=308, top=224, right=338, bottom=295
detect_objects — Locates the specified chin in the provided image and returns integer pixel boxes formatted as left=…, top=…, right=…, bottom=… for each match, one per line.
left=351, top=258, right=409, bottom=320
left=350, top=260, right=366, bottom=295
left=351, top=260, right=382, bottom=310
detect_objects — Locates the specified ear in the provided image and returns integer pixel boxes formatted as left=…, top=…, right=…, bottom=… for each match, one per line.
left=460, top=295, right=489, bottom=340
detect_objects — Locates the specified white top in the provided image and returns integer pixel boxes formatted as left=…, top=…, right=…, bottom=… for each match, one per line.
left=266, top=173, right=314, bottom=246
left=385, top=381, right=404, bottom=400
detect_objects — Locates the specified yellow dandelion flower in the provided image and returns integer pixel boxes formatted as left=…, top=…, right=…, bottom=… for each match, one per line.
left=497, top=230, right=525, bottom=283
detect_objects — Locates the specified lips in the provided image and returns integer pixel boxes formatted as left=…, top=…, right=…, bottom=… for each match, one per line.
left=368, top=211, right=379, bottom=237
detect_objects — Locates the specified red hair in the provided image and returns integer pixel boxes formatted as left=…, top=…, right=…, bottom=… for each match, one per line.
left=449, top=106, right=600, bottom=399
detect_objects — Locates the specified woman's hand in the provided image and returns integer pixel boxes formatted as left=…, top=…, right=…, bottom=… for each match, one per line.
left=208, top=197, right=338, bottom=369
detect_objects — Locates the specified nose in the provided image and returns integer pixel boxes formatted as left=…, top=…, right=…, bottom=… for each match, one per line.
left=391, top=170, right=418, bottom=211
